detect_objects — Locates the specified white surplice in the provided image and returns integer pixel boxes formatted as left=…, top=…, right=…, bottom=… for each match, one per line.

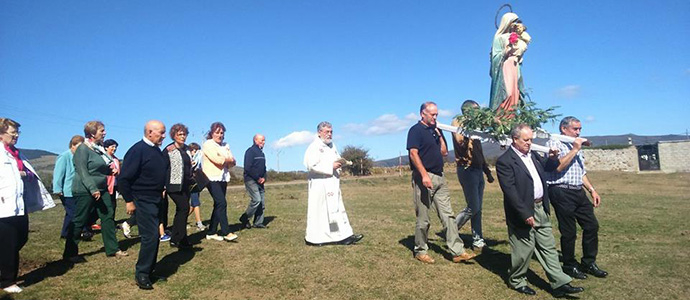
left=303, top=137, right=353, bottom=243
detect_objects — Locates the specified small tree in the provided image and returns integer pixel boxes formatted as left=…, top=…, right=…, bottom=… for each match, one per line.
left=341, top=145, right=373, bottom=176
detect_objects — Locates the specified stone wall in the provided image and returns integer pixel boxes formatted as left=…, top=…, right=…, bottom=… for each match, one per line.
left=582, top=147, right=639, bottom=172
left=658, top=140, right=690, bottom=173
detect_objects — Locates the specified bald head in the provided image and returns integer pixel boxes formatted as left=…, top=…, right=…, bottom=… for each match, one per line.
left=253, top=134, right=266, bottom=149
left=144, top=120, right=166, bottom=146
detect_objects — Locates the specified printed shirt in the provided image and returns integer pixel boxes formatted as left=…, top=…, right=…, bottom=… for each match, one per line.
left=545, top=139, right=585, bottom=186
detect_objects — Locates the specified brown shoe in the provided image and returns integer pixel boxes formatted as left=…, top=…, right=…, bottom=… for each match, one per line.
left=108, top=250, right=128, bottom=258
left=452, top=252, right=476, bottom=263
left=415, top=254, right=435, bottom=264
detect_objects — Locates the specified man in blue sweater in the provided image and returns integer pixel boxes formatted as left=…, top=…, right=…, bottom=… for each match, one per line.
left=119, top=120, right=168, bottom=290
left=239, top=134, right=267, bottom=229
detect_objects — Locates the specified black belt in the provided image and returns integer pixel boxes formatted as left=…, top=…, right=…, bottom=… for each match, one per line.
left=554, top=184, right=582, bottom=190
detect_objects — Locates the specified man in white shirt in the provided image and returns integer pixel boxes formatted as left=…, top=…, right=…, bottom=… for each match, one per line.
left=495, top=124, right=583, bottom=297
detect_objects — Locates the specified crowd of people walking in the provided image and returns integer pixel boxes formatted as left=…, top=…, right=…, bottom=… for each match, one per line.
left=0, top=110, right=606, bottom=297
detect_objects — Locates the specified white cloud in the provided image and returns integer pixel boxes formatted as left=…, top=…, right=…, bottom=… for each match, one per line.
left=344, top=113, right=418, bottom=136
left=556, top=85, right=581, bottom=99
left=438, top=109, right=454, bottom=117
left=585, top=115, right=595, bottom=122
left=272, top=131, right=314, bottom=149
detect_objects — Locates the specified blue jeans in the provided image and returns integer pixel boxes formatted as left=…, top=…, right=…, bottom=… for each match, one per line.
left=455, top=166, right=485, bottom=247
left=243, top=178, right=265, bottom=225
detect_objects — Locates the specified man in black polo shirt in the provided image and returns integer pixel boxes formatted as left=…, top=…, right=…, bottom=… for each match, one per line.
left=406, top=101, right=476, bottom=264
left=119, top=120, right=168, bottom=290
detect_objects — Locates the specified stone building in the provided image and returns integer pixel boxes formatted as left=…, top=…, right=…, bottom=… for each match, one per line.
left=582, top=140, right=690, bottom=173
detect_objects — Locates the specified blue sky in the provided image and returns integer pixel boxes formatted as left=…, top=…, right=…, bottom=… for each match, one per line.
left=1, top=1, right=688, bottom=171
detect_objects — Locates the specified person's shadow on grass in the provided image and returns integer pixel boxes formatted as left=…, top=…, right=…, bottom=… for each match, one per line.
left=398, top=235, right=468, bottom=262
left=472, top=240, right=563, bottom=297
left=229, top=215, right=277, bottom=232
left=152, top=246, right=201, bottom=281
left=19, top=260, right=74, bottom=288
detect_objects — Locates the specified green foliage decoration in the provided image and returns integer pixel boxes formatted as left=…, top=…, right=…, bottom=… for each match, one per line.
left=456, top=101, right=561, bottom=141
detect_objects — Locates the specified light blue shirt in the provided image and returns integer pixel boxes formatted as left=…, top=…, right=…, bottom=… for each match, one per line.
left=52, top=150, right=76, bottom=197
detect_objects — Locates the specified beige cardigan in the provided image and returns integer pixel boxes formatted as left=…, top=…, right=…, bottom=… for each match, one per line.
left=202, top=139, right=234, bottom=182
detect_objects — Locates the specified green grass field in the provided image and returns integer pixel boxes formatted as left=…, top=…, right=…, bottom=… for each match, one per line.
left=4, top=171, right=689, bottom=299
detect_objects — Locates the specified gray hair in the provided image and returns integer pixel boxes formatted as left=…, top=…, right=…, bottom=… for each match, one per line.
left=317, top=121, right=332, bottom=132
left=420, top=101, right=437, bottom=114
left=559, top=116, right=580, bottom=133
left=510, top=123, right=532, bottom=139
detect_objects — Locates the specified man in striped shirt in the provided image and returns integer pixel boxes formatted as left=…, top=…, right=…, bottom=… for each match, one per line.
left=546, top=116, right=608, bottom=280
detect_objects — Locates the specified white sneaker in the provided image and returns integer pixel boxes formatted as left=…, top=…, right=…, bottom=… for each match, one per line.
left=122, top=222, right=131, bottom=238
left=3, top=284, right=22, bottom=293
left=205, top=234, right=224, bottom=241
left=197, top=224, right=207, bottom=231
left=223, top=232, right=238, bottom=241
left=473, top=239, right=486, bottom=249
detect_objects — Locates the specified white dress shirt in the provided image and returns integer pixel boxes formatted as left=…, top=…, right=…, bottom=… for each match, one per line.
left=511, top=145, right=543, bottom=200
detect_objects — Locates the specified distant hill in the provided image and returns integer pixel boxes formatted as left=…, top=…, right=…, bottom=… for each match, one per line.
left=22, top=149, right=58, bottom=177
left=375, top=134, right=689, bottom=167
left=20, top=149, right=57, bottom=160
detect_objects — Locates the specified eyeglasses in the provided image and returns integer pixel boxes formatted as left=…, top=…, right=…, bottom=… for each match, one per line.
left=3, top=130, right=20, bottom=137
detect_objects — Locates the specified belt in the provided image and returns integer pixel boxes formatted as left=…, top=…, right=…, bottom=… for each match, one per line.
left=554, top=184, right=582, bottom=190
left=534, top=197, right=543, bottom=203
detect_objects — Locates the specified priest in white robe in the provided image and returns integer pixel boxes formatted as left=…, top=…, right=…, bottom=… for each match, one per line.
left=303, top=121, right=363, bottom=246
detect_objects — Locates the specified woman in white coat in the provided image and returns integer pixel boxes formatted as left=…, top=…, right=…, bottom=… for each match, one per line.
left=0, top=118, right=54, bottom=294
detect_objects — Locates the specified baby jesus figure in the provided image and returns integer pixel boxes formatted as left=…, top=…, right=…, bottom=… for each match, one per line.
left=507, top=22, right=531, bottom=64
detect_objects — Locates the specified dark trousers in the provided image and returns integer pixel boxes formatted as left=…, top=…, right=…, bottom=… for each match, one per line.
left=63, top=192, right=118, bottom=258
left=0, top=215, right=28, bottom=288
left=160, top=195, right=169, bottom=230
left=548, top=186, right=600, bottom=267
left=134, top=196, right=162, bottom=278
left=60, top=196, right=76, bottom=238
left=168, top=190, right=190, bottom=244
left=60, top=196, right=90, bottom=237
left=110, top=192, right=117, bottom=217
left=207, top=181, right=230, bottom=236
left=125, top=214, right=137, bottom=226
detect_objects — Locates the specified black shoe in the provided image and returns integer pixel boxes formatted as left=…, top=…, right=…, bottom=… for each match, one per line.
left=514, top=286, right=536, bottom=296
left=253, top=223, right=267, bottom=229
left=239, top=213, right=251, bottom=229
left=305, top=240, right=325, bottom=247
left=64, top=256, right=87, bottom=264
left=581, top=262, right=608, bottom=278
left=135, top=275, right=153, bottom=290
left=552, top=283, right=584, bottom=297
left=339, top=234, right=364, bottom=245
left=170, top=241, right=193, bottom=249
left=80, top=231, right=94, bottom=241
left=563, top=265, right=588, bottom=280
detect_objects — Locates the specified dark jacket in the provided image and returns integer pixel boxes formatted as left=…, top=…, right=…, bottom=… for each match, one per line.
left=243, top=144, right=266, bottom=183
left=118, top=140, right=168, bottom=203
left=495, top=147, right=558, bottom=231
